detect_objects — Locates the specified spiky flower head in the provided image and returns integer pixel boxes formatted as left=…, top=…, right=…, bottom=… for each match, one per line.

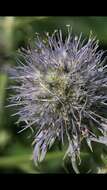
left=8, top=26, right=107, bottom=172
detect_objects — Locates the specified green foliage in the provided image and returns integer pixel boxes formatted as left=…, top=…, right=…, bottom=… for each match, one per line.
left=1, top=16, right=107, bottom=173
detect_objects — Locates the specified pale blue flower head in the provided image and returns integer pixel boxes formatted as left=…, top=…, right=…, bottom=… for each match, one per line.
left=8, top=26, right=107, bottom=172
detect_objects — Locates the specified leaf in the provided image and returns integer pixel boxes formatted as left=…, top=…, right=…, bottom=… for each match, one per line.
left=48, top=137, right=55, bottom=149
left=39, top=144, right=47, bottom=162
left=71, top=157, right=80, bottom=174
left=86, top=138, right=93, bottom=152
left=63, top=141, right=80, bottom=173
left=33, top=142, right=40, bottom=166
left=90, top=136, right=107, bottom=145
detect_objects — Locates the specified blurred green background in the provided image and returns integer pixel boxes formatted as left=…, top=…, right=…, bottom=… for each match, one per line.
left=1, top=16, right=107, bottom=173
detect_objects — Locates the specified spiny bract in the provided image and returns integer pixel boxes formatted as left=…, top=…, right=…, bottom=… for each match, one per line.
left=8, top=26, right=107, bottom=172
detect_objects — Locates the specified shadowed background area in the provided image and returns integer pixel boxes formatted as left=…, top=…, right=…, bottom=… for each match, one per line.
left=1, top=16, right=107, bottom=173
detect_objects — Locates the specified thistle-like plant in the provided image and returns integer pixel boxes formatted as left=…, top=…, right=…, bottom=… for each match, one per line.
left=8, top=26, right=107, bottom=173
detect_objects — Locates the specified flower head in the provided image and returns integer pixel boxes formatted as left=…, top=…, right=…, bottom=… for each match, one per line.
left=8, top=26, right=107, bottom=172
